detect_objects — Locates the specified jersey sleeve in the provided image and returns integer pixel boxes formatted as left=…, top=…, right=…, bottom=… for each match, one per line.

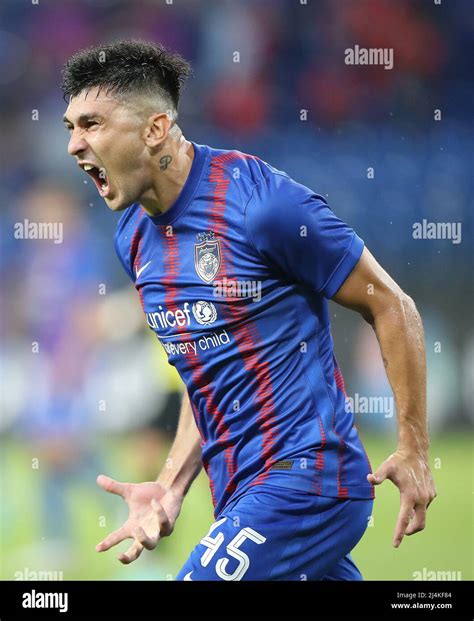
left=244, top=172, right=364, bottom=299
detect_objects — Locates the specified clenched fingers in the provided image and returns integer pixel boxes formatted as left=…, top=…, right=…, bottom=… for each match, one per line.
left=119, top=520, right=161, bottom=563
left=133, top=526, right=157, bottom=551
left=118, top=540, right=144, bottom=565
left=151, top=498, right=173, bottom=536
left=405, top=504, right=427, bottom=536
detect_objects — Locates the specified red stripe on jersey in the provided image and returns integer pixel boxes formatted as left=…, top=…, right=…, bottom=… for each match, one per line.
left=160, top=228, right=180, bottom=308
left=312, top=415, right=327, bottom=495
left=205, top=152, right=244, bottom=497
left=159, top=229, right=209, bottom=470
left=314, top=415, right=326, bottom=496
left=316, top=416, right=326, bottom=471
left=130, top=208, right=146, bottom=310
left=157, top=225, right=230, bottom=508
left=354, top=423, right=375, bottom=500
left=333, top=365, right=348, bottom=497
left=334, top=366, right=348, bottom=398
left=208, top=153, right=279, bottom=493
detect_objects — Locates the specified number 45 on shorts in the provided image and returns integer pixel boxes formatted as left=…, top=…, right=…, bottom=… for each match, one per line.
left=181, top=517, right=267, bottom=581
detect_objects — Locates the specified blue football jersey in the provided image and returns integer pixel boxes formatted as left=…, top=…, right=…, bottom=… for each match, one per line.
left=114, top=142, right=374, bottom=517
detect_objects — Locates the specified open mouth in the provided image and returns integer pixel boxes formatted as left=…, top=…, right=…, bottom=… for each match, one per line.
left=80, top=163, right=111, bottom=198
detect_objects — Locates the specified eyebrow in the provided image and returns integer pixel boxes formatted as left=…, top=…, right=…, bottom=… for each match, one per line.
left=62, top=113, right=103, bottom=127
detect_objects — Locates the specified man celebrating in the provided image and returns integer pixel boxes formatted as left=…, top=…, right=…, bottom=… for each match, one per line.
left=62, top=41, right=436, bottom=580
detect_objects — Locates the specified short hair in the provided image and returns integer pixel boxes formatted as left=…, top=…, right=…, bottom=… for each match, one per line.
left=61, top=40, right=191, bottom=119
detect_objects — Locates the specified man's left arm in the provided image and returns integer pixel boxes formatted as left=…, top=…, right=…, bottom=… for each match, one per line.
left=332, top=246, right=437, bottom=548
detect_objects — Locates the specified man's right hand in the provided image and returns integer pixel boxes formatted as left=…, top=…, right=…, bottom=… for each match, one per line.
left=95, top=474, right=183, bottom=564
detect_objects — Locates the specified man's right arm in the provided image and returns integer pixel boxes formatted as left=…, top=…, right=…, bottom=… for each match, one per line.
left=95, top=390, right=203, bottom=564
left=157, top=390, right=203, bottom=497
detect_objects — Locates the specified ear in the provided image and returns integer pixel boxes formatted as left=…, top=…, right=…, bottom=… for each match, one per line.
left=144, top=112, right=173, bottom=148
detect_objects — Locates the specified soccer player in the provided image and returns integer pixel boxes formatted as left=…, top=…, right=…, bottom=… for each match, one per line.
left=62, top=41, right=436, bottom=580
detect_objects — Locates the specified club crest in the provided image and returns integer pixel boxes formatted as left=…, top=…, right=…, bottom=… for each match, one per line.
left=195, top=231, right=221, bottom=283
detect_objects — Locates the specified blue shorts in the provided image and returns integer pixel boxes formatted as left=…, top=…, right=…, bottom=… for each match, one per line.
left=176, top=483, right=373, bottom=581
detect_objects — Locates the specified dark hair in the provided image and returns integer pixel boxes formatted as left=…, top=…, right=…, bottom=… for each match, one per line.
left=61, top=40, right=191, bottom=114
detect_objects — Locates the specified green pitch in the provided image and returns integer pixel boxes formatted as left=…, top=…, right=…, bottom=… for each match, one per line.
left=0, top=432, right=472, bottom=580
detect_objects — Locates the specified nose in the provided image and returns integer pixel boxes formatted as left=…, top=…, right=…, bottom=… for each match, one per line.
left=67, top=130, right=88, bottom=157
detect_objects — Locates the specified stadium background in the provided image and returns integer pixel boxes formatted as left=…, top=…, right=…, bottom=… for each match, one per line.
left=0, top=0, right=472, bottom=581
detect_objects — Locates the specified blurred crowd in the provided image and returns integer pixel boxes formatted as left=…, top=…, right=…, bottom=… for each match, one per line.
left=0, top=0, right=472, bottom=578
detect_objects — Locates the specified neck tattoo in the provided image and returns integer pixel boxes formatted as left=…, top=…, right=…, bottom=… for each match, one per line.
left=160, top=155, right=173, bottom=171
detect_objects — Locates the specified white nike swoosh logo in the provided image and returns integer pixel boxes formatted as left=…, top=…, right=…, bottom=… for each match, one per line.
left=136, top=261, right=151, bottom=279
left=183, top=571, right=193, bottom=581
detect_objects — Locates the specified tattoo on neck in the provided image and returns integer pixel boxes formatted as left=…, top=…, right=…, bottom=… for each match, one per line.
left=160, top=155, right=172, bottom=171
